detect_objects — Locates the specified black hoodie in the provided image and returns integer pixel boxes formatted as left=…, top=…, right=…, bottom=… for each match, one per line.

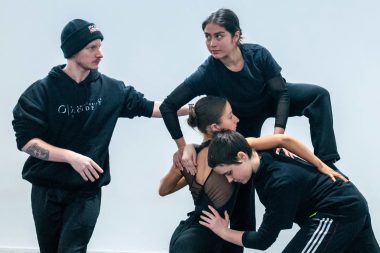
left=12, top=65, right=154, bottom=190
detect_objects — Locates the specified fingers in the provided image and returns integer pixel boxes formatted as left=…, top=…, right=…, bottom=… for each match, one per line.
left=324, top=164, right=348, bottom=183
left=202, top=210, right=215, bottom=220
left=182, top=158, right=198, bottom=175
left=287, top=150, right=295, bottom=158
left=91, top=160, right=104, bottom=173
left=192, top=152, right=197, bottom=166
left=208, top=205, right=219, bottom=216
left=224, top=210, right=230, bottom=222
left=199, top=218, right=211, bottom=228
left=200, top=210, right=216, bottom=228
left=334, top=171, right=349, bottom=182
left=329, top=174, right=336, bottom=182
left=174, top=150, right=187, bottom=171
left=84, top=169, right=96, bottom=182
left=187, top=166, right=197, bottom=176
left=74, top=157, right=103, bottom=182
left=79, top=171, right=88, bottom=181
left=283, top=148, right=295, bottom=158
left=200, top=213, right=213, bottom=223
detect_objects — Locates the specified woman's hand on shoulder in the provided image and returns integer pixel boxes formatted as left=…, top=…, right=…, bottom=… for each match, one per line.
left=182, top=144, right=198, bottom=175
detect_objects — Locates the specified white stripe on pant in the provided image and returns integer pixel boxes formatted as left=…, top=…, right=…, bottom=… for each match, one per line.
left=301, top=218, right=334, bottom=253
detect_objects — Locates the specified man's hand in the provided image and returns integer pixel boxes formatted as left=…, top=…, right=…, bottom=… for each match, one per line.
left=69, top=153, right=104, bottom=182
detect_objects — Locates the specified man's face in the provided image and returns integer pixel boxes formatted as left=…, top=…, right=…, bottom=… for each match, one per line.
left=73, top=39, right=103, bottom=70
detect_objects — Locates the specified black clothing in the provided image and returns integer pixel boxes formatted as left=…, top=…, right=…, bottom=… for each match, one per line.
left=160, top=43, right=340, bottom=251
left=237, top=83, right=339, bottom=162
left=32, top=185, right=101, bottom=253
left=242, top=151, right=378, bottom=252
left=283, top=214, right=379, bottom=253
left=161, top=44, right=288, bottom=138
left=12, top=65, right=155, bottom=252
left=12, top=65, right=154, bottom=191
left=160, top=43, right=339, bottom=162
left=170, top=142, right=239, bottom=253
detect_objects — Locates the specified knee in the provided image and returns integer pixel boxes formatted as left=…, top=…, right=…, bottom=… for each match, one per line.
left=310, top=85, right=332, bottom=107
left=316, top=86, right=330, bottom=99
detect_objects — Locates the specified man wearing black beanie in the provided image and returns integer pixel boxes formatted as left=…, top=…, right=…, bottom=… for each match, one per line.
left=12, top=19, right=188, bottom=253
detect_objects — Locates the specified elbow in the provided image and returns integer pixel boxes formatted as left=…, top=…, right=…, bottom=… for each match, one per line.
left=158, top=182, right=170, bottom=197
left=21, top=138, right=39, bottom=152
left=160, top=99, right=179, bottom=116
left=158, top=187, right=167, bottom=197
left=159, top=101, right=170, bottom=115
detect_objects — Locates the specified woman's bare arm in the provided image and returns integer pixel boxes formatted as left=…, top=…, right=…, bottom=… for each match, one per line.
left=246, top=135, right=348, bottom=182
left=159, top=164, right=188, bottom=196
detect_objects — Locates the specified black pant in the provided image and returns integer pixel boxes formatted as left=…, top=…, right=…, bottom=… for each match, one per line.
left=170, top=212, right=224, bottom=253
left=237, top=83, right=340, bottom=162
left=228, top=83, right=340, bottom=253
left=31, top=185, right=101, bottom=253
left=283, top=214, right=380, bottom=252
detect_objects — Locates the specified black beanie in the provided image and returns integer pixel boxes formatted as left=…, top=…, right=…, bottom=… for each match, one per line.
left=60, top=19, right=104, bottom=58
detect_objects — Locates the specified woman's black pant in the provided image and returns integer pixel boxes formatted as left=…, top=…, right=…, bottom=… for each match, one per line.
left=228, top=83, right=340, bottom=253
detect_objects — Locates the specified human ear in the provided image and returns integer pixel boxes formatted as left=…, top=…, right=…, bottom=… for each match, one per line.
left=233, top=31, right=241, bottom=43
left=209, top=123, right=221, bottom=132
left=237, top=151, right=248, bottom=161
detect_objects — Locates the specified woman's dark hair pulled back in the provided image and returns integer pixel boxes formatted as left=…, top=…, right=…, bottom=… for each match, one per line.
left=202, top=8, right=243, bottom=43
left=187, top=96, right=227, bottom=134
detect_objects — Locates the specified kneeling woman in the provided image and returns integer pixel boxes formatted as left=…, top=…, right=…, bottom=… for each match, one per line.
left=159, top=96, right=345, bottom=253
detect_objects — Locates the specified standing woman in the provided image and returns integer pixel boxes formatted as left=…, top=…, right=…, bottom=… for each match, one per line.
left=160, top=8, right=340, bottom=251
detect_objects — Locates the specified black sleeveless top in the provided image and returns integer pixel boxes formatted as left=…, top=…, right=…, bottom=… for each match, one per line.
left=181, top=141, right=238, bottom=214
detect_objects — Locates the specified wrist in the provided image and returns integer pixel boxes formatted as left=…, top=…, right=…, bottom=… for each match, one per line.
left=218, top=227, right=230, bottom=240
left=64, top=150, right=77, bottom=165
left=274, top=127, right=285, bottom=135
left=175, top=137, right=186, bottom=149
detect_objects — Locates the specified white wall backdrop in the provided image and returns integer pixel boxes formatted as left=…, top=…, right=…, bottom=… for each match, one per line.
left=0, top=0, right=379, bottom=252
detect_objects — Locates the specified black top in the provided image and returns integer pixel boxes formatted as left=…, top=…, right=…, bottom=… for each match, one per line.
left=181, top=141, right=238, bottom=214
left=12, top=65, right=154, bottom=190
left=160, top=43, right=289, bottom=140
left=242, top=151, right=368, bottom=250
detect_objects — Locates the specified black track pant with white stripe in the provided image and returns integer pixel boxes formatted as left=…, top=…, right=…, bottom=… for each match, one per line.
left=283, top=213, right=380, bottom=253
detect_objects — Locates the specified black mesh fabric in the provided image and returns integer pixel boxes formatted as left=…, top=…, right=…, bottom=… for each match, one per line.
left=181, top=141, right=237, bottom=213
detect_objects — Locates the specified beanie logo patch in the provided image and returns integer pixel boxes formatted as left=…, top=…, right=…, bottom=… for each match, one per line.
left=88, top=24, right=100, bottom=33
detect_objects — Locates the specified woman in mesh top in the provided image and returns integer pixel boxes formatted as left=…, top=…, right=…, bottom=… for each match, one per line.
left=159, top=96, right=345, bottom=253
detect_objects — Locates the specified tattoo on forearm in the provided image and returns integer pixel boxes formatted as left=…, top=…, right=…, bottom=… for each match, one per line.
left=26, top=143, right=49, bottom=160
